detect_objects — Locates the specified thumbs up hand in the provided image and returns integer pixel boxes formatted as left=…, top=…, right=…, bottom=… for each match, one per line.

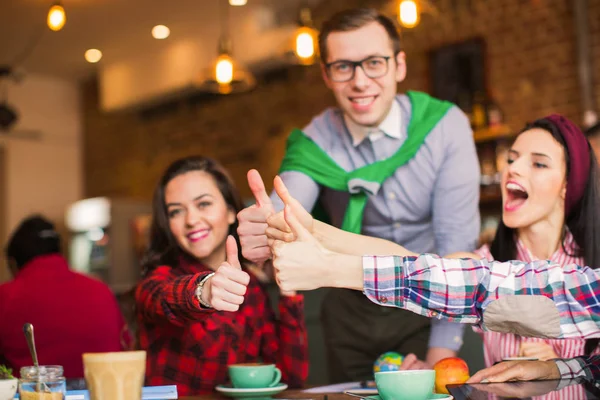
left=200, top=236, right=251, bottom=312
left=237, top=169, right=275, bottom=265
left=266, top=176, right=314, bottom=244
left=271, top=205, right=331, bottom=292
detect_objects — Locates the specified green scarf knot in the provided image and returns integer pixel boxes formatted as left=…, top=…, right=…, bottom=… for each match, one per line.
left=279, top=91, right=453, bottom=233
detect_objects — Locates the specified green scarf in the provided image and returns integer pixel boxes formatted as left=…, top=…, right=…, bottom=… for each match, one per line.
left=278, top=91, right=453, bottom=233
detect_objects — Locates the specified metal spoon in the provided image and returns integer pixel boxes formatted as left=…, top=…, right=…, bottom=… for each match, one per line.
left=23, top=323, right=51, bottom=393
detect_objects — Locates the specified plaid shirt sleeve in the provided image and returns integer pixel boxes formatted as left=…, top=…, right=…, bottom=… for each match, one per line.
left=363, top=254, right=600, bottom=338
left=555, top=355, right=600, bottom=386
left=258, top=293, right=309, bottom=388
left=135, top=266, right=214, bottom=327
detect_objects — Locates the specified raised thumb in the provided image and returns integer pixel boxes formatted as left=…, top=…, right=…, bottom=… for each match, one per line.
left=284, top=205, right=310, bottom=241
left=225, top=235, right=242, bottom=269
left=275, top=176, right=309, bottom=221
left=247, top=169, right=272, bottom=208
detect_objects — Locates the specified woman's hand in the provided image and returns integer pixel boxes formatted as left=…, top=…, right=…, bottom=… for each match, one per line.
left=266, top=176, right=314, bottom=244
left=201, top=236, right=250, bottom=312
left=518, top=341, right=559, bottom=361
left=271, top=205, right=333, bottom=292
left=467, top=360, right=560, bottom=383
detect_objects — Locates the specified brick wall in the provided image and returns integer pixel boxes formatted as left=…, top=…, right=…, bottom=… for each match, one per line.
left=84, top=0, right=600, bottom=200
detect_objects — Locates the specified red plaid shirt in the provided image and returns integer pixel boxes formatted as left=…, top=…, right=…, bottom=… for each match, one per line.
left=135, top=258, right=308, bottom=396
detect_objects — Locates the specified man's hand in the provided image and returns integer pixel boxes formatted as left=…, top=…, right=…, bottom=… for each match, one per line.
left=237, top=169, right=275, bottom=264
left=266, top=176, right=314, bottom=244
left=400, top=347, right=456, bottom=371
left=201, top=236, right=250, bottom=312
left=467, top=360, right=560, bottom=383
left=399, top=354, right=432, bottom=370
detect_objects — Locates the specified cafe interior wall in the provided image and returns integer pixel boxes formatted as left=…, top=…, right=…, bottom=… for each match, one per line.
left=81, top=0, right=600, bottom=383
left=84, top=0, right=600, bottom=200
left=0, top=74, right=83, bottom=283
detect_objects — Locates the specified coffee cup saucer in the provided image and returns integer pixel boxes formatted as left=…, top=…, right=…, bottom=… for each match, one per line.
left=215, top=383, right=288, bottom=398
left=360, top=394, right=452, bottom=400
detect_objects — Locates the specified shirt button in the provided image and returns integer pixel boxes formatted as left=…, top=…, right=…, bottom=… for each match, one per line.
left=379, top=297, right=388, bottom=304
left=387, top=192, right=397, bottom=200
left=453, top=336, right=463, bottom=344
left=393, top=222, right=401, bottom=229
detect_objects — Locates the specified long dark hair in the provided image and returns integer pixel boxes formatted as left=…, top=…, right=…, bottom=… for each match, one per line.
left=141, top=156, right=247, bottom=275
left=490, top=117, right=600, bottom=267
left=489, top=117, right=600, bottom=355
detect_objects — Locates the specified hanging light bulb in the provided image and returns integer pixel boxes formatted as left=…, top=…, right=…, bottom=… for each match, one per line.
left=198, top=1, right=256, bottom=94
left=199, top=36, right=255, bottom=94
left=84, top=49, right=103, bottom=63
left=293, top=8, right=318, bottom=65
left=47, top=2, right=66, bottom=31
left=215, top=54, right=234, bottom=85
left=296, top=29, right=315, bottom=59
left=399, top=0, right=420, bottom=29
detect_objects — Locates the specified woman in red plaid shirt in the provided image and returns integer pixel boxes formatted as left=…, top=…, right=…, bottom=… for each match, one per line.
left=135, top=156, right=308, bottom=396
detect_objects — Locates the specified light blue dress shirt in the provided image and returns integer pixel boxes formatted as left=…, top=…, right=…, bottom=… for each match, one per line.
left=271, top=93, right=481, bottom=351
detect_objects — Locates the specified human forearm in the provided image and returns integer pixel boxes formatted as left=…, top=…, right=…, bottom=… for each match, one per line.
left=362, top=254, right=600, bottom=338
left=428, top=319, right=465, bottom=353
left=425, top=347, right=457, bottom=367
left=135, top=270, right=213, bottom=326
left=314, top=220, right=416, bottom=257
left=273, top=243, right=365, bottom=292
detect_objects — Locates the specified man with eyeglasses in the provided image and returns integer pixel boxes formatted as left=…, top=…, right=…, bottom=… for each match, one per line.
left=237, top=8, right=480, bottom=382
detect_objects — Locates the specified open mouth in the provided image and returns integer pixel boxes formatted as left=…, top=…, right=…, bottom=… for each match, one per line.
left=504, top=182, right=529, bottom=211
left=349, top=95, right=378, bottom=109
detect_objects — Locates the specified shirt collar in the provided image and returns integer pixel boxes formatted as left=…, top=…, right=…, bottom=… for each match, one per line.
left=344, top=99, right=402, bottom=147
left=516, top=230, right=580, bottom=263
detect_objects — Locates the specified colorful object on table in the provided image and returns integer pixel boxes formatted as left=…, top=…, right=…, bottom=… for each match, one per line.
left=433, top=357, right=470, bottom=395
left=215, top=383, right=288, bottom=398
left=373, top=351, right=404, bottom=373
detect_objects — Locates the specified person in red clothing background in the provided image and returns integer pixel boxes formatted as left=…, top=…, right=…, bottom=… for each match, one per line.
left=135, top=156, right=308, bottom=396
left=0, top=216, right=129, bottom=378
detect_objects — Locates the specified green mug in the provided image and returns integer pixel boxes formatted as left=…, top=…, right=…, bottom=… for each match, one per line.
left=228, top=363, right=282, bottom=389
left=375, top=370, right=435, bottom=400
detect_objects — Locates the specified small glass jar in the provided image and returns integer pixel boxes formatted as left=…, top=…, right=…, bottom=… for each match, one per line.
left=19, top=365, right=66, bottom=400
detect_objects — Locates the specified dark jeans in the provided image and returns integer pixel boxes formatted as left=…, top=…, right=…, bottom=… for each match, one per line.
left=321, top=288, right=431, bottom=383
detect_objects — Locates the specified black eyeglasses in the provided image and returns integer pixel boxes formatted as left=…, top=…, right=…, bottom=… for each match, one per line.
left=325, top=56, right=392, bottom=82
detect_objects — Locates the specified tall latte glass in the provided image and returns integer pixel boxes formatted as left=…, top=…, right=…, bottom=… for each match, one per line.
left=82, top=351, right=146, bottom=400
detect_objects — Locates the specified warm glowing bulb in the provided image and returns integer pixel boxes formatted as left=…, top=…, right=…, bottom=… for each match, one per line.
left=229, top=0, right=247, bottom=5
left=295, top=31, right=315, bottom=59
left=152, top=25, right=170, bottom=39
left=216, top=55, right=234, bottom=85
left=85, top=49, right=103, bottom=63
left=47, top=3, right=66, bottom=31
left=399, top=0, right=419, bottom=28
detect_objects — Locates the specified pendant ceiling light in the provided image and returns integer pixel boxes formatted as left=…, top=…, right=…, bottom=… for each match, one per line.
left=47, top=2, right=67, bottom=31
left=293, top=8, right=318, bottom=65
left=397, top=0, right=438, bottom=29
left=198, top=0, right=255, bottom=95
left=398, top=0, right=419, bottom=28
